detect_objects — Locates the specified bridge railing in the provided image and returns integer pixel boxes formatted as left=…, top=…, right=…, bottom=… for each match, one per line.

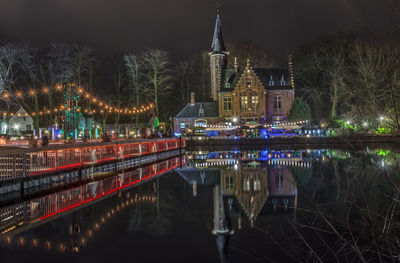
left=0, top=138, right=185, bottom=182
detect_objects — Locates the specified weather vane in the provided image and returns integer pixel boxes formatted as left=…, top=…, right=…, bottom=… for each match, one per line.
left=215, top=0, right=222, bottom=14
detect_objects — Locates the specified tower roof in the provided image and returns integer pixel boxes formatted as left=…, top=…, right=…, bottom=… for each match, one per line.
left=211, top=15, right=227, bottom=53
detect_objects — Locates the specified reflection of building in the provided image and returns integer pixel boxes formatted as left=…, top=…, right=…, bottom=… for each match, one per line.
left=174, top=14, right=295, bottom=134
left=268, top=166, right=297, bottom=210
left=220, top=164, right=269, bottom=227
left=177, top=158, right=298, bottom=228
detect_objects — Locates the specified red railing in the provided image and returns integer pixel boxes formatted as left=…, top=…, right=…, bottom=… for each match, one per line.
left=0, top=138, right=185, bottom=181
left=30, top=156, right=185, bottom=222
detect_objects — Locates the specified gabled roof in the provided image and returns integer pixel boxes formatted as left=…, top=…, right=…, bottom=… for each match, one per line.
left=211, top=15, right=227, bottom=53
left=175, top=102, right=219, bottom=118
left=176, top=168, right=221, bottom=185
left=9, top=107, right=31, bottom=121
left=221, top=67, right=293, bottom=91
left=223, top=69, right=242, bottom=90
left=254, top=68, right=292, bottom=89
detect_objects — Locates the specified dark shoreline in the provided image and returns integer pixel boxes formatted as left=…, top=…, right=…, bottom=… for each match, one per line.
left=186, top=135, right=400, bottom=150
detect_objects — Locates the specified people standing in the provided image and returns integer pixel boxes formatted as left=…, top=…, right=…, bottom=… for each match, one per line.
left=41, top=133, right=49, bottom=147
left=41, top=133, right=49, bottom=166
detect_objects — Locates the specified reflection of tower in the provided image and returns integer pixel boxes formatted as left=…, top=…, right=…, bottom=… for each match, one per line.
left=212, top=185, right=232, bottom=263
left=209, top=14, right=228, bottom=101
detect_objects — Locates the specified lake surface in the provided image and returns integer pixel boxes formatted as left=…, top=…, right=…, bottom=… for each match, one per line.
left=0, top=146, right=399, bottom=262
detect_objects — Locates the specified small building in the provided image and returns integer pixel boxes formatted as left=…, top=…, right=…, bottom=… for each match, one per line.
left=8, top=107, right=34, bottom=136
left=174, top=93, right=219, bottom=135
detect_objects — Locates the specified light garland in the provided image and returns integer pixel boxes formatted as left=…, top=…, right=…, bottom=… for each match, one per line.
left=1, top=85, right=154, bottom=117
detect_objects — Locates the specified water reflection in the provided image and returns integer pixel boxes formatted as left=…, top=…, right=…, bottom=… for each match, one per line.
left=178, top=149, right=308, bottom=262
left=0, top=147, right=399, bottom=262
left=0, top=156, right=183, bottom=254
left=180, top=147, right=400, bottom=262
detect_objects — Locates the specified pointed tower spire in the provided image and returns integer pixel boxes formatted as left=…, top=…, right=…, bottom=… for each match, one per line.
left=211, top=15, right=227, bottom=53
left=209, top=14, right=229, bottom=101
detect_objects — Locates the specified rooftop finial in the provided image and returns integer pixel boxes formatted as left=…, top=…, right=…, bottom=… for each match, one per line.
left=215, top=0, right=221, bottom=14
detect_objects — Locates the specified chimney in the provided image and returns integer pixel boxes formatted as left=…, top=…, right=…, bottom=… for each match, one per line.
left=190, top=92, right=195, bottom=105
left=234, top=57, right=238, bottom=73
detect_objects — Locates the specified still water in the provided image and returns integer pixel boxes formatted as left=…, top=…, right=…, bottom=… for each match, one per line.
left=0, top=146, right=399, bottom=262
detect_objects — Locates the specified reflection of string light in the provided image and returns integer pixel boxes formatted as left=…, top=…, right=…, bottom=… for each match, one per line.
left=2, top=194, right=157, bottom=254
left=32, top=239, right=39, bottom=247
left=58, top=244, right=66, bottom=253
left=45, top=241, right=52, bottom=250
left=18, top=237, right=25, bottom=246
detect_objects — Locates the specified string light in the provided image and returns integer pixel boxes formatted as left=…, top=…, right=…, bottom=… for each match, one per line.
left=4, top=84, right=154, bottom=117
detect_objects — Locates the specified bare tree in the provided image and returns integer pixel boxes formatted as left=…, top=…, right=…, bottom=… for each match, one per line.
left=111, top=62, right=123, bottom=129
left=141, top=49, right=172, bottom=118
left=124, top=54, right=142, bottom=125
left=226, top=42, right=274, bottom=68
left=175, top=60, right=194, bottom=106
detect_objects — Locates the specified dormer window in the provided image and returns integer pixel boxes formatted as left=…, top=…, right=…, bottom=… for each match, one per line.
left=199, top=104, right=204, bottom=116
left=269, top=75, right=274, bottom=86
left=280, top=75, right=286, bottom=85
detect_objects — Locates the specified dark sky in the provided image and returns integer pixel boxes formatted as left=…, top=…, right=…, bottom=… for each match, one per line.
left=0, top=0, right=396, bottom=59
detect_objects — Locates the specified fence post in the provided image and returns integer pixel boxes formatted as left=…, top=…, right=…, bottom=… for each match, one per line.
left=115, top=142, right=118, bottom=171
left=80, top=147, right=83, bottom=167
left=55, top=150, right=58, bottom=172
left=21, top=153, right=27, bottom=193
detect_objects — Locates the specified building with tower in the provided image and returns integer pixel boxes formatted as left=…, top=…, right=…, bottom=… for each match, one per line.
left=174, top=14, right=295, bottom=135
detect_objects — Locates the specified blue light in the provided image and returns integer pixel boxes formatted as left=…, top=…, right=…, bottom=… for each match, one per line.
left=174, top=132, right=181, bottom=137
left=261, top=149, right=269, bottom=158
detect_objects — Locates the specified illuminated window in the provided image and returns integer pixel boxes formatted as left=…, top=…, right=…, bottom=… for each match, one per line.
left=251, top=96, right=259, bottom=109
left=273, top=95, right=281, bottom=110
left=226, top=175, right=234, bottom=190
left=180, top=122, right=186, bottom=129
left=243, top=177, right=250, bottom=191
left=240, top=96, right=248, bottom=109
left=195, top=120, right=207, bottom=127
left=254, top=179, right=261, bottom=191
left=223, top=97, right=232, bottom=111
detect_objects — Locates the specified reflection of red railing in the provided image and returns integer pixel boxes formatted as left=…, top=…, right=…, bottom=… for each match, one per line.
left=0, top=138, right=185, bottom=180
left=27, top=156, right=186, bottom=222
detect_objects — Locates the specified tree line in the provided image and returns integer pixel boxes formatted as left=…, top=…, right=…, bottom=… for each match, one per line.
left=0, top=41, right=273, bottom=133
left=294, top=34, right=400, bottom=134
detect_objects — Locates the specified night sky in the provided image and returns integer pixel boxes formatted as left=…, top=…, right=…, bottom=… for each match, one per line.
left=0, top=0, right=396, bottom=58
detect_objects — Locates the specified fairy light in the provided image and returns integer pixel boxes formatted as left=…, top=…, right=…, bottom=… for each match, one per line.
left=9, top=84, right=154, bottom=117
